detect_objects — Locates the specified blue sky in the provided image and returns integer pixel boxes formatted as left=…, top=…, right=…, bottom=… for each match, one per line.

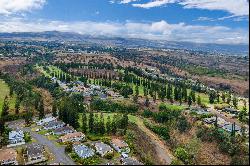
left=0, top=0, right=249, bottom=44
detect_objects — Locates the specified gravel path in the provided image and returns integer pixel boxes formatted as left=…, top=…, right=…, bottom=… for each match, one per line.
left=129, top=115, right=173, bottom=165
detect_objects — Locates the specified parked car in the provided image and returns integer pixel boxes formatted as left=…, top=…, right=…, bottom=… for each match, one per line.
left=35, top=128, right=41, bottom=132
left=121, top=153, right=128, bottom=158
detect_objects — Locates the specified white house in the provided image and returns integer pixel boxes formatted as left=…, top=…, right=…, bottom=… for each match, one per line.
left=8, top=130, right=25, bottom=147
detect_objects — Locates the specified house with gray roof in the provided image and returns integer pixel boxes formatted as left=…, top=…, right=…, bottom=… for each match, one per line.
left=53, top=125, right=75, bottom=135
left=37, top=116, right=57, bottom=126
left=222, top=123, right=241, bottom=133
left=92, top=142, right=113, bottom=157
left=120, top=157, right=143, bottom=165
left=43, top=121, right=65, bottom=130
left=25, top=143, right=46, bottom=165
left=73, top=144, right=95, bottom=159
left=222, top=107, right=239, bottom=115
left=203, top=117, right=216, bottom=124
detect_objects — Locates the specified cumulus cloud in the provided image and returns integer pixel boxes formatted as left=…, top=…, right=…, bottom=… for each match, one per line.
left=0, top=18, right=248, bottom=44
left=0, top=0, right=46, bottom=15
left=126, top=0, right=249, bottom=16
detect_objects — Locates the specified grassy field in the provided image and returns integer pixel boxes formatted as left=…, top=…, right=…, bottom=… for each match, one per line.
left=0, top=79, right=18, bottom=117
left=163, top=103, right=187, bottom=111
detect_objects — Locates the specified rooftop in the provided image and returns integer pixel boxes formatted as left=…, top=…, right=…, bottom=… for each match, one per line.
left=121, top=157, right=143, bottom=165
left=0, top=148, right=17, bottom=162
left=111, top=138, right=128, bottom=148
left=93, top=142, right=113, bottom=153
left=27, top=143, right=44, bottom=158
left=44, top=121, right=64, bottom=128
left=53, top=126, right=75, bottom=133
left=59, top=132, right=85, bottom=141
left=73, top=144, right=94, bottom=158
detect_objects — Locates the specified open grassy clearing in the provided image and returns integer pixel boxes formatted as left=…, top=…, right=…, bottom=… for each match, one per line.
left=160, top=103, right=187, bottom=111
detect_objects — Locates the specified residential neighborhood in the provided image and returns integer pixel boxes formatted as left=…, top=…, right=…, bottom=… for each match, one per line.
left=0, top=1, right=249, bottom=165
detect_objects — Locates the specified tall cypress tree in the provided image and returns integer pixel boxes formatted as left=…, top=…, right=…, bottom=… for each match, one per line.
left=52, top=102, right=57, bottom=117
left=106, top=116, right=111, bottom=134
left=89, top=112, right=94, bottom=133
left=15, top=99, right=21, bottom=115
left=82, top=113, right=87, bottom=133
left=188, top=95, right=192, bottom=107
left=1, top=96, right=9, bottom=117
left=38, top=101, right=45, bottom=119
left=0, top=118, right=5, bottom=135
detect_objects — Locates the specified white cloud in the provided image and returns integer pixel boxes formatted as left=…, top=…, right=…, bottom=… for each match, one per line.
left=133, top=0, right=175, bottom=9
left=195, top=16, right=215, bottom=21
left=129, top=0, right=249, bottom=16
left=180, top=0, right=249, bottom=16
left=0, top=18, right=248, bottom=44
left=0, top=0, right=46, bottom=15
left=120, top=0, right=139, bottom=4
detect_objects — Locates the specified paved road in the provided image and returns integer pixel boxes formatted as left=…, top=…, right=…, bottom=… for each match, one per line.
left=24, top=128, right=75, bottom=165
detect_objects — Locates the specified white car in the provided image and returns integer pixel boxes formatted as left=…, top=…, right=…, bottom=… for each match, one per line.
left=35, top=128, right=41, bottom=132
left=121, top=153, right=128, bottom=158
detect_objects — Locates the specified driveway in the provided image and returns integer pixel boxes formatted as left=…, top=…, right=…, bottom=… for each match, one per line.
left=24, top=127, right=75, bottom=165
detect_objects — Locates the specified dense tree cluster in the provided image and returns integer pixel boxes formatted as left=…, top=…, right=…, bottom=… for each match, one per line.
left=58, top=96, right=81, bottom=129
left=90, top=99, right=138, bottom=113
left=85, top=113, right=129, bottom=135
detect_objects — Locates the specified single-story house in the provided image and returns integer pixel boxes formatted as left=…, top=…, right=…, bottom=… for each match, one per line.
left=53, top=125, right=75, bottom=135
left=222, top=124, right=241, bottom=133
left=73, top=144, right=95, bottom=159
left=222, top=107, right=239, bottom=115
left=59, top=132, right=85, bottom=143
left=203, top=117, right=216, bottom=124
left=191, top=108, right=209, bottom=115
left=213, top=117, right=227, bottom=127
left=92, top=142, right=113, bottom=157
left=111, top=138, right=130, bottom=153
left=120, top=157, right=143, bottom=165
left=36, top=117, right=57, bottom=126
left=43, top=121, right=65, bottom=130
left=0, top=148, right=18, bottom=165
left=25, top=143, right=46, bottom=165
left=8, top=130, right=25, bottom=147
